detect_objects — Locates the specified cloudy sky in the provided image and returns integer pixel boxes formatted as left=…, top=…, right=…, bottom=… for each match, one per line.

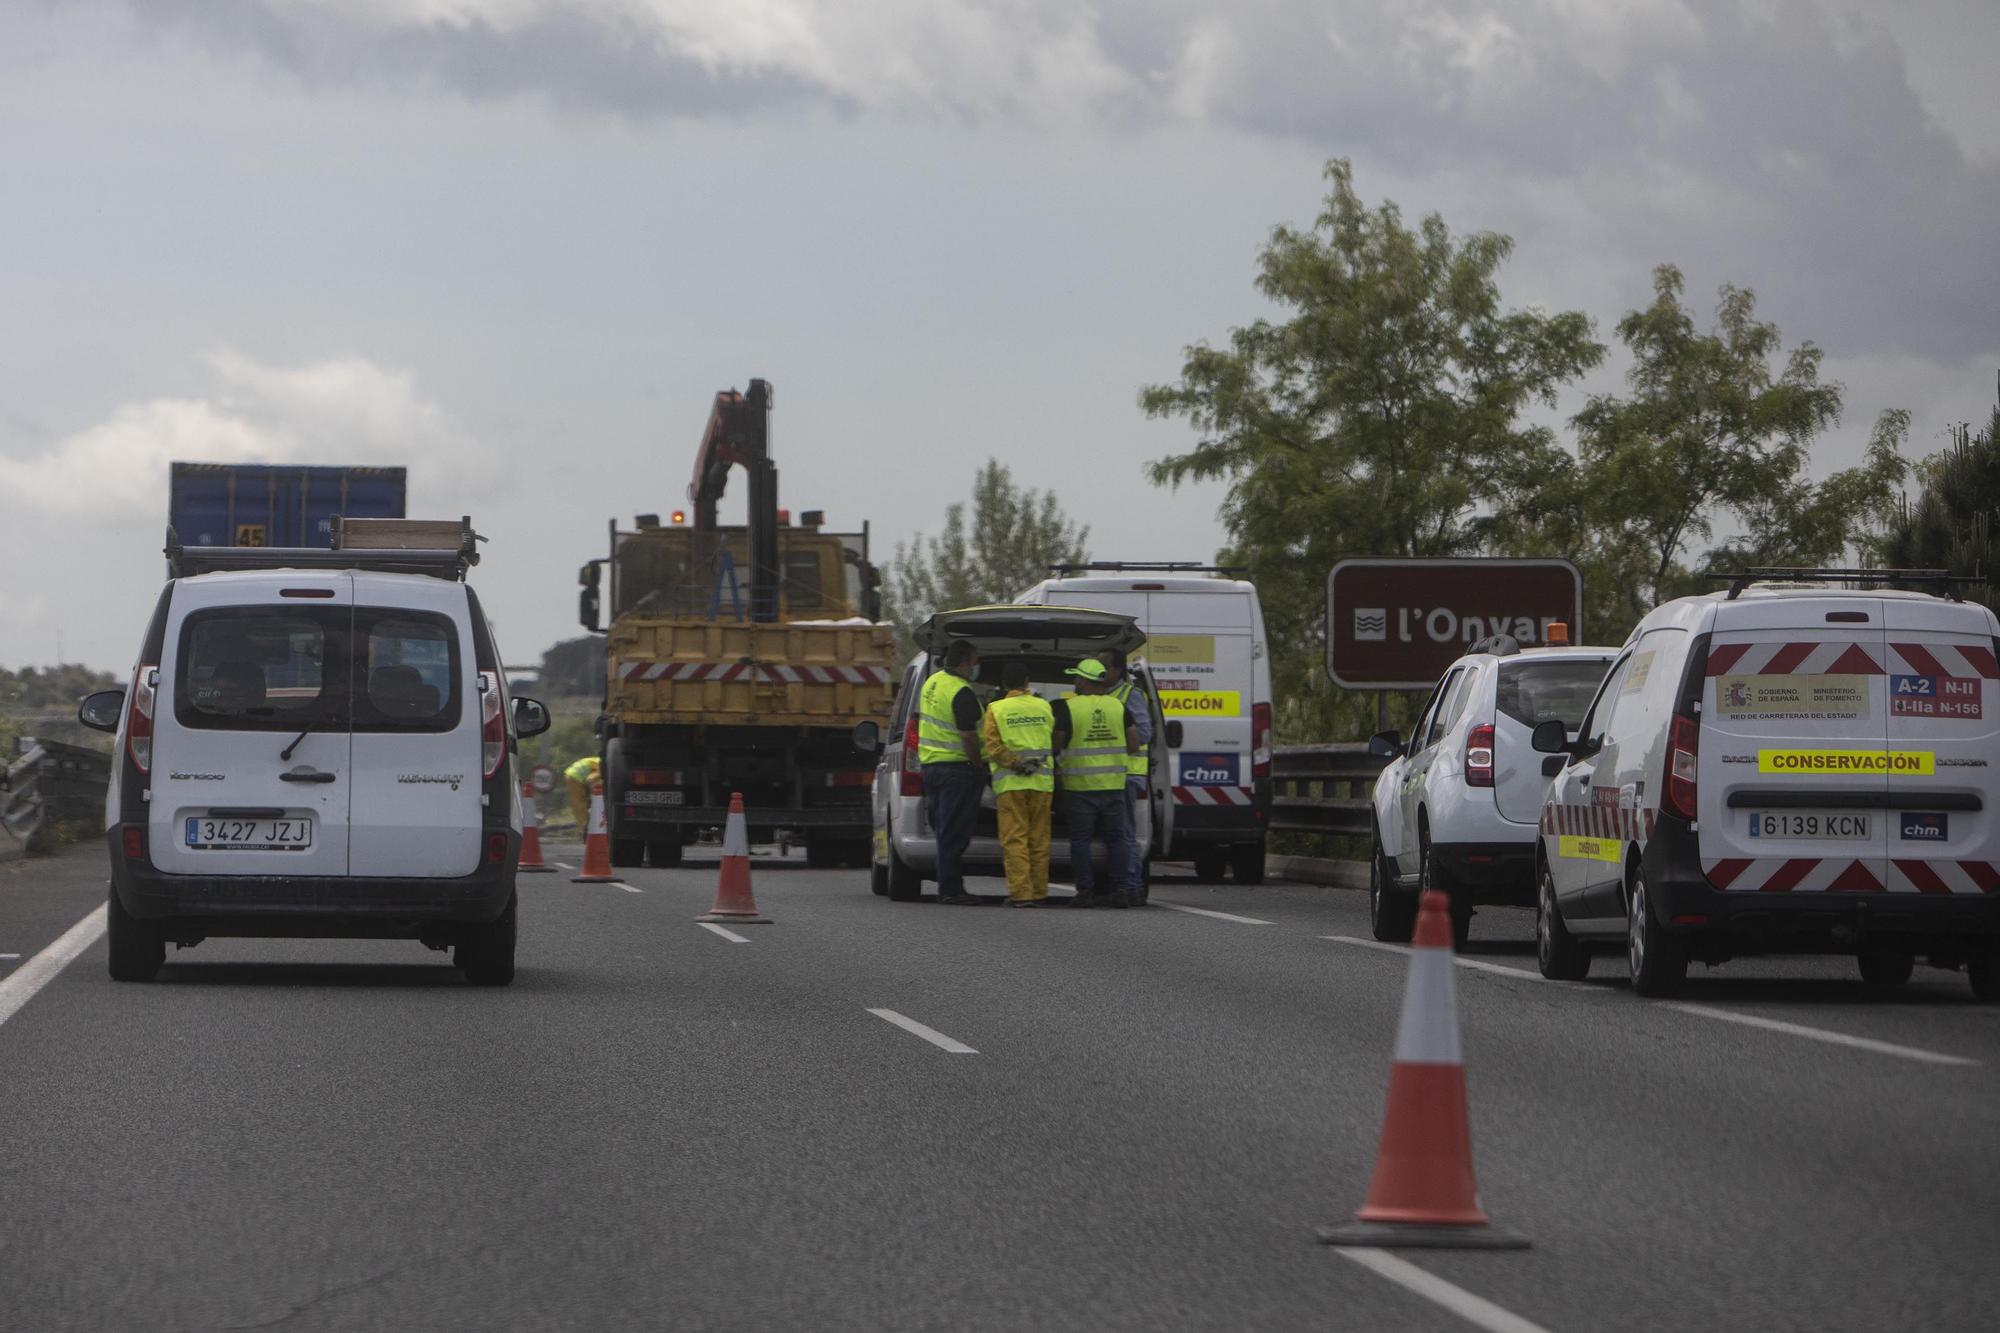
left=3, top=0, right=1996, bottom=673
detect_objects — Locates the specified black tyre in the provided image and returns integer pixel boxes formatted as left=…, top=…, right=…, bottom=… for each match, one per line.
left=1192, top=848, right=1227, bottom=882
left=1417, top=824, right=1468, bottom=948
left=456, top=893, right=517, bottom=987
left=886, top=850, right=924, bottom=903
left=1229, top=841, right=1267, bottom=886
left=870, top=857, right=890, bottom=897
left=646, top=840, right=683, bottom=869
left=1536, top=859, right=1589, bottom=981
left=1369, top=823, right=1416, bottom=943
left=1626, top=869, right=1688, bottom=997
left=106, top=882, right=164, bottom=983
left=1857, top=949, right=1914, bottom=986
left=611, top=839, right=645, bottom=868
left=1966, top=950, right=2000, bottom=1002
left=804, top=837, right=839, bottom=870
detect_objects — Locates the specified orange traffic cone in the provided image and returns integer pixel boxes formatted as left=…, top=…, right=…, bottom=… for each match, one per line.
left=1317, top=889, right=1527, bottom=1249
left=696, top=792, right=770, bottom=924
left=571, top=780, right=622, bottom=884
left=518, top=779, right=554, bottom=873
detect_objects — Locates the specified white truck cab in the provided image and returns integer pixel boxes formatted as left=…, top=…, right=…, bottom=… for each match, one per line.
left=1532, top=569, right=2000, bottom=999
left=80, top=519, right=551, bottom=984
left=1015, top=566, right=1273, bottom=883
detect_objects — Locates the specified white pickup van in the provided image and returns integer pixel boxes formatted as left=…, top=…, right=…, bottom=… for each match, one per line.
left=1531, top=570, right=2000, bottom=999
left=1015, top=566, right=1272, bottom=882
left=79, top=522, right=550, bottom=985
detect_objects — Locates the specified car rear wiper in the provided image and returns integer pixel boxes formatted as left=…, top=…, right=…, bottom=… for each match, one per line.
left=280, top=714, right=337, bottom=761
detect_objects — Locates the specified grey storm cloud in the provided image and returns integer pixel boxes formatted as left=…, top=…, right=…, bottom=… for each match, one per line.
left=117, top=0, right=1999, bottom=360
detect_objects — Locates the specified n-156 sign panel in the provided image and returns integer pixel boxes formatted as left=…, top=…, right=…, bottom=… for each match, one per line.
left=1326, top=558, right=1584, bottom=689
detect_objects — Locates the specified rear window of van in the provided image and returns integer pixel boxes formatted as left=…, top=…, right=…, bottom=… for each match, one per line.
left=1496, top=659, right=1612, bottom=730
left=175, top=606, right=461, bottom=732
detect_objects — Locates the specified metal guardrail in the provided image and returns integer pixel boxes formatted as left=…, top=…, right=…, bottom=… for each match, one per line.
left=1268, top=743, right=1390, bottom=840
left=2, top=739, right=112, bottom=853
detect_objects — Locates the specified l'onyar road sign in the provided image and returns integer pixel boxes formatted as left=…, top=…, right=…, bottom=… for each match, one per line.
left=1326, top=558, right=1584, bottom=689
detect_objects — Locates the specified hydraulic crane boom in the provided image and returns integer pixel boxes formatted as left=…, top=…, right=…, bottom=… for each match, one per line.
left=688, top=378, right=781, bottom=622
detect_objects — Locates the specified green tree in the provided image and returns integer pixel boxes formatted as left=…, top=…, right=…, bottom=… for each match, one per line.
left=1882, top=405, right=2000, bottom=612
left=1139, top=158, right=1603, bottom=738
left=1542, top=266, right=1909, bottom=638
left=885, top=460, right=1089, bottom=652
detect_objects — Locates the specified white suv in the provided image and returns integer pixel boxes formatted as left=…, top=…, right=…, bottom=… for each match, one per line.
left=1369, top=640, right=1616, bottom=945
left=79, top=527, right=550, bottom=985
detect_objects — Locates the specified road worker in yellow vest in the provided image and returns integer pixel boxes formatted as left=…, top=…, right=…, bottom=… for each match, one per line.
left=1099, top=647, right=1153, bottom=895
left=564, top=754, right=602, bottom=829
left=1052, top=657, right=1143, bottom=909
left=916, top=639, right=988, bottom=904
left=981, top=661, right=1056, bottom=908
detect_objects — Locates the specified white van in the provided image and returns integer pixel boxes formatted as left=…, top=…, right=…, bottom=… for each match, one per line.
left=1531, top=571, right=2000, bottom=999
left=1016, top=566, right=1272, bottom=882
left=79, top=523, right=551, bottom=985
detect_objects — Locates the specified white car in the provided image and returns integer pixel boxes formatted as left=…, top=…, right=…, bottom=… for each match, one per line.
left=867, top=605, right=1170, bottom=900
left=1368, top=640, right=1616, bottom=945
left=1532, top=571, right=2000, bottom=999
left=79, top=528, right=549, bottom=985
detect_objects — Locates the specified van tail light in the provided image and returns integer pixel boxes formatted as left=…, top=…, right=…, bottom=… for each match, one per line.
left=1664, top=714, right=1699, bottom=821
left=127, top=665, right=157, bottom=774
left=121, top=825, right=146, bottom=862
left=1251, top=702, right=1272, bottom=783
left=486, top=832, right=509, bottom=866
left=900, top=711, right=925, bottom=797
left=479, top=671, right=505, bottom=778
left=1465, top=723, right=1495, bottom=787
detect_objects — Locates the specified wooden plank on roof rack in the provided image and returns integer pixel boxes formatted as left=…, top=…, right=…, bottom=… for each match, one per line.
left=334, top=517, right=468, bottom=550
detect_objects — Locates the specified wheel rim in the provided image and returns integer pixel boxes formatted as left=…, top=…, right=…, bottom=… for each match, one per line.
left=1628, top=877, right=1647, bottom=976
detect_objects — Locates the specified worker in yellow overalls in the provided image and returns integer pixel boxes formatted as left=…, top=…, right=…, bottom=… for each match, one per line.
left=564, top=754, right=602, bottom=828
left=982, top=661, right=1056, bottom=907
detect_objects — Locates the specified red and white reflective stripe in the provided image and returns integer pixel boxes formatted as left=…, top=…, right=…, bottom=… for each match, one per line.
left=1704, top=640, right=1885, bottom=677
left=1172, top=786, right=1255, bottom=806
left=1704, top=857, right=2000, bottom=894
left=618, top=661, right=892, bottom=684
left=1539, top=803, right=1655, bottom=840
left=1886, top=641, right=2000, bottom=680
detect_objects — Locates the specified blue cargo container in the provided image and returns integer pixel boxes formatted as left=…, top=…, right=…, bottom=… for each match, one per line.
left=168, top=463, right=407, bottom=549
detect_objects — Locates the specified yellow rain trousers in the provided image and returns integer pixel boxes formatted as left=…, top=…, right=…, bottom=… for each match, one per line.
left=996, top=789, right=1053, bottom=903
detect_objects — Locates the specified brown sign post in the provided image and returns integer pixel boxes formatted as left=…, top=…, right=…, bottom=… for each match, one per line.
left=1326, top=558, right=1584, bottom=690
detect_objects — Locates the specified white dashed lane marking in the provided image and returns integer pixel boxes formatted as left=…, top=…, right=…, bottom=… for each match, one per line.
left=1152, top=901, right=1275, bottom=926
left=1335, top=1248, right=1554, bottom=1333
left=697, top=923, right=750, bottom=944
left=867, top=1008, right=978, bottom=1054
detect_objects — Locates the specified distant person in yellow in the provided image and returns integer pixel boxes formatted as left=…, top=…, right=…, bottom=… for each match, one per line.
left=564, top=754, right=601, bottom=828
left=982, top=662, right=1055, bottom=907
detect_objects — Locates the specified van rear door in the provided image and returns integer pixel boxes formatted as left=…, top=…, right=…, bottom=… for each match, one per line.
left=1881, top=599, right=2000, bottom=893
left=347, top=578, right=483, bottom=878
left=1142, top=592, right=1255, bottom=806
left=1699, top=598, right=1888, bottom=893
left=150, top=574, right=353, bottom=878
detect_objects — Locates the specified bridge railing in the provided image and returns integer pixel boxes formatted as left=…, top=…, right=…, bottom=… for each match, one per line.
left=2, top=739, right=112, bottom=854
left=1267, top=743, right=1390, bottom=840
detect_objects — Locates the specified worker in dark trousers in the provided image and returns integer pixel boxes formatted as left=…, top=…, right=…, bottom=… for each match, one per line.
left=1099, top=647, right=1153, bottom=899
left=1053, top=658, right=1141, bottom=908
left=916, top=639, right=987, bottom=904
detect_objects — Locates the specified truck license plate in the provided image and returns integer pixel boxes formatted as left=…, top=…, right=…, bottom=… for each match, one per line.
left=185, top=816, right=314, bottom=849
left=1748, top=813, right=1869, bottom=839
left=626, top=791, right=685, bottom=806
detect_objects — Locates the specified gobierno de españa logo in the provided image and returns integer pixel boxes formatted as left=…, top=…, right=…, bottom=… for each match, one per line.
left=1756, top=750, right=1935, bottom=776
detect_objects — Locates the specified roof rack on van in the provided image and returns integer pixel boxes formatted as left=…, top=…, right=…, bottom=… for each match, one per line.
left=1047, top=561, right=1250, bottom=576
left=165, top=516, right=484, bottom=581
left=1704, top=567, right=1978, bottom=602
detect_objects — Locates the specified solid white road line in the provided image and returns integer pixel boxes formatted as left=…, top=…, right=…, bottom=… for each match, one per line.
left=867, top=1007, right=978, bottom=1054
left=618, top=885, right=644, bottom=894
left=1153, top=901, right=1275, bottom=926
left=0, top=953, right=21, bottom=960
left=1336, top=1248, right=1553, bottom=1333
left=1665, top=1002, right=1977, bottom=1067
left=1322, top=936, right=1603, bottom=987
left=0, top=905, right=107, bottom=1031
left=697, top=922, right=750, bottom=944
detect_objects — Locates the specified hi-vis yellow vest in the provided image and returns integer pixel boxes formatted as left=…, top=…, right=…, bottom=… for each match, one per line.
left=988, top=692, right=1055, bottom=794
left=1058, top=694, right=1128, bottom=792
left=1109, top=678, right=1147, bottom=780
left=918, top=669, right=977, bottom=766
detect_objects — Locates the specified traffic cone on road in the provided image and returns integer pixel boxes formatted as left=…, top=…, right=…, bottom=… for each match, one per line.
left=518, top=780, right=554, bottom=873
left=1317, top=889, right=1527, bottom=1249
left=696, top=792, right=771, bottom=924
left=571, top=781, right=622, bottom=884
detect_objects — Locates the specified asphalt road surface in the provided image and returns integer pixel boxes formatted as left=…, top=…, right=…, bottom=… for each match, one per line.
left=4, top=841, right=1997, bottom=1332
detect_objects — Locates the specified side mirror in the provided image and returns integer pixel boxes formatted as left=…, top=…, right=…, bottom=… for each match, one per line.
left=1368, top=729, right=1402, bottom=758
left=1531, top=719, right=1569, bottom=754
left=852, top=720, right=881, bottom=754
left=78, top=689, right=125, bottom=733
left=513, top=697, right=552, bottom=739
left=579, top=587, right=600, bottom=633
left=1164, top=720, right=1185, bottom=748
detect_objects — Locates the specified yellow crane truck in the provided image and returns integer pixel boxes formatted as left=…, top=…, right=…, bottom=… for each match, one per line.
left=577, top=379, right=895, bottom=868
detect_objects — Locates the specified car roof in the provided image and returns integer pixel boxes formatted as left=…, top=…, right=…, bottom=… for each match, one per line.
left=172, top=569, right=468, bottom=598
left=1451, top=645, right=1619, bottom=668
left=1035, top=575, right=1256, bottom=594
